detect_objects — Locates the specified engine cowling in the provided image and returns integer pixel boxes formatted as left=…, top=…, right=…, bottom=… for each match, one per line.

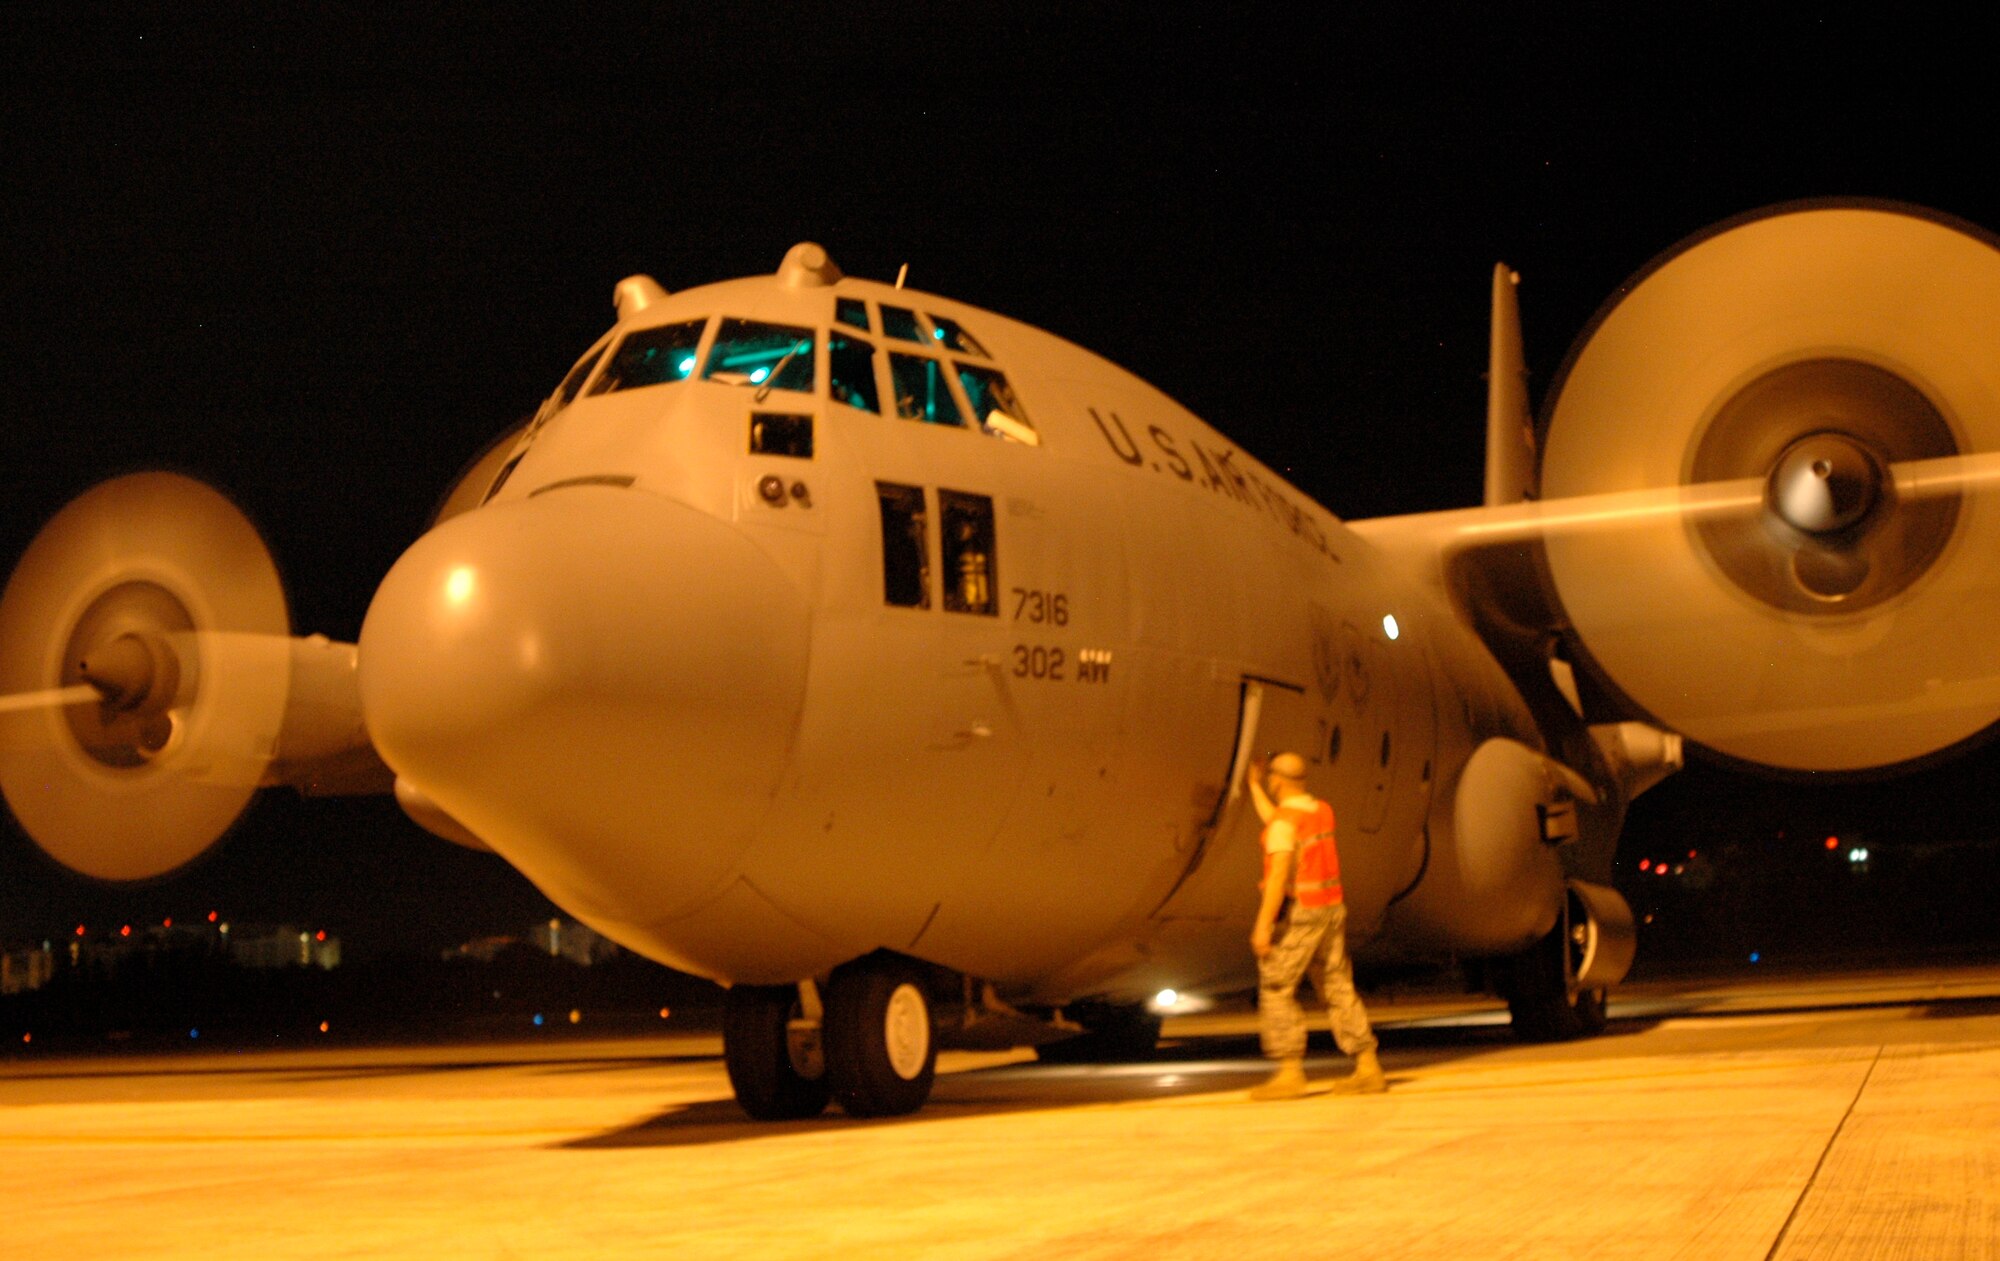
left=1539, top=201, right=2000, bottom=774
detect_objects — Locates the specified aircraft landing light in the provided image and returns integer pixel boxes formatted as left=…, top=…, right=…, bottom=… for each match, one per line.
left=1382, top=613, right=1400, bottom=640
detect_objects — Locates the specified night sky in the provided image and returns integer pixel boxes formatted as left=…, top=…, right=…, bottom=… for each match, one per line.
left=3, top=8, right=1998, bottom=960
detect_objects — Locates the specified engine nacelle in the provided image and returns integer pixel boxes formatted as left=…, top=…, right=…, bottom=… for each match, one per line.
left=1540, top=202, right=2000, bottom=774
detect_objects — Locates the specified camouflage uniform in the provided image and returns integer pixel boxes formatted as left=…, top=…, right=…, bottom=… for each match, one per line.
left=1258, top=901, right=1378, bottom=1061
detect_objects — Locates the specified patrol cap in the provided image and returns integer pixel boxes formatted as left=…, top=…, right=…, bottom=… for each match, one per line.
left=1268, top=752, right=1308, bottom=781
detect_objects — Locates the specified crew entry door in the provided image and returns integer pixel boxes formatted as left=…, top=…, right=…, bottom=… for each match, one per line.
left=1151, top=674, right=1318, bottom=923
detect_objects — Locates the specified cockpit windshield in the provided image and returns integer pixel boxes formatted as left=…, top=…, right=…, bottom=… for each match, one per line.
left=927, top=314, right=988, bottom=358
left=592, top=319, right=707, bottom=394
left=705, top=319, right=815, bottom=393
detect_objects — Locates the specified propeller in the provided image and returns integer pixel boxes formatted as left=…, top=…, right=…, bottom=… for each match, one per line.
left=1538, top=202, right=2000, bottom=773
left=0, top=473, right=290, bottom=879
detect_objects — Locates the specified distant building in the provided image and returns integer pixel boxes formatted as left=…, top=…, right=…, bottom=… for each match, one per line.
left=1, top=947, right=55, bottom=995
left=227, top=925, right=341, bottom=970
left=539, top=918, right=620, bottom=966
left=443, top=919, right=620, bottom=967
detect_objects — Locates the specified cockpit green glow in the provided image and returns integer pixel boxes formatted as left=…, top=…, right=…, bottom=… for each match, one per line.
left=593, top=319, right=706, bottom=394
left=706, top=319, right=815, bottom=393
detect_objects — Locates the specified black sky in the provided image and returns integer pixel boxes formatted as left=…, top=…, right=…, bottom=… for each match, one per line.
left=3, top=7, right=1999, bottom=957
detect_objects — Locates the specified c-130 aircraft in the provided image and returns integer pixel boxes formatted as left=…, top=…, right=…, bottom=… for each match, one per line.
left=5, top=201, right=1998, bottom=1118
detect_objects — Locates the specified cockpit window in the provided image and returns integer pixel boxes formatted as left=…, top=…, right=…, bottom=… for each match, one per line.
left=927, top=314, right=989, bottom=358
left=889, top=353, right=964, bottom=426
left=836, top=297, right=871, bottom=332
left=705, top=318, right=815, bottom=393
left=593, top=319, right=706, bottom=394
left=880, top=304, right=925, bottom=344
left=956, top=362, right=1034, bottom=440
left=829, top=333, right=880, bottom=414
left=555, top=344, right=608, bottom=406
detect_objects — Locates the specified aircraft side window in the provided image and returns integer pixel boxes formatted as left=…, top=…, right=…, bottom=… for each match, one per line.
left=938, top=490, right=997, bottom=616
left=956, top=362, right=1037, bottom=443
left=889, top=353, right=965, bottom=426
left=880, top=303, right=925, bottom=344
left=829, top=332, right=881, bottom=414
left=704, top=318, right=815, bottom=393
left=926, top=313, right=989, bottom=358
left=836, top=297, right=871, bottom=332
left=592, top=319, right=707, bottom=394
left=876, top=483, right=931, bottom=609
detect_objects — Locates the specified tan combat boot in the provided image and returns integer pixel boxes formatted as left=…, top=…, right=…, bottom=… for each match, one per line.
left=1248, top=1059, right=1308, bottom=1101
left=1326, top=1048, right=1386, bottom=1094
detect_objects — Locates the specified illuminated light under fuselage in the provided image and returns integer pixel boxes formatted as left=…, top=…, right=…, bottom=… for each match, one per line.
left=1155, top=988, right=1178, bottom=1008
left=444, top=566, right=476, bottom=607
left=1382, top=614, right=1400, bottom=640
left=749, top=367, right=770, bottom=384
left=677, top=356, right=696, bottom=375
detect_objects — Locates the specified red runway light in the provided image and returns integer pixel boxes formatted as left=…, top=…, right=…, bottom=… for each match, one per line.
left=119, top=925, right=131, bottom=938
left=1825, top=836, right=1839, bottom=850
left=207, top=911, right=219, bottom=923
left=315, top=931, right=326, bottom=942
left=162, top=917, right=172, bottom=928
left=74, top=925, right=85, bottom=937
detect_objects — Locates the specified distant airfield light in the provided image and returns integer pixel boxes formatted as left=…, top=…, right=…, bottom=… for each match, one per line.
left=444, top=566, right=477, bottom=607
left=658, top=1007, right=672, bottom=1020
left=189, top=1028, right=199, bottom=1039
left=568, top=1009, right=582, bottom=1025
left=20, top=1033, right=28, bottom=1045
left=74, top=925, right=85, bottom=937
left=1639, top=859, right=1651, bottom=872
left=1749, top=952, right=1762, bottom=964
left=1824, top=836, right=1839, bottom=851
left=319, top=1021, right=330, bottom=1034
left=207, top=911, right=218, bottom=923
left=1848, top=847, right=1870, bottom=865
left=1382, top=614, right=1401, bottom=641
left=119, top=925, right=131, bottom=938
left=162, top=917, right=172, bottom=929
left=532, top=1013, right=545, bottom=1027
left=315, top=930, right=327, bottom=942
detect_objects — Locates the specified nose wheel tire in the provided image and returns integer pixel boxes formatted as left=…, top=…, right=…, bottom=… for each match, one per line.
left=823, top=957, right=938, bottom=1117
left=722, top=984, right=831, bottom=1120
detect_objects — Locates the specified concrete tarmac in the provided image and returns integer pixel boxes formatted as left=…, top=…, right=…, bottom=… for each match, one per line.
left=4, top=964, right=1999, bottom=1259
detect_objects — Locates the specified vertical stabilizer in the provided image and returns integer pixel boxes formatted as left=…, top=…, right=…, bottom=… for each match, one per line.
left=1485, top=263, right=1537, bottom=505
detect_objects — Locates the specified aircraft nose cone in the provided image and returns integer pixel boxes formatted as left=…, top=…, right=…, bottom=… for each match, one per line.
left=357, top=489, right=810, bottom=918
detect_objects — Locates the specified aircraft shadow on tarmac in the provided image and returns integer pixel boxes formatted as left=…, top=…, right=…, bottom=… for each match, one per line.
left=556, top=1018, right=1665, bottom=1150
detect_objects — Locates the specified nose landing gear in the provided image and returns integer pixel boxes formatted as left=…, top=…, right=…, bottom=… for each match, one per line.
left=722, top=954, right=939, bottom=1121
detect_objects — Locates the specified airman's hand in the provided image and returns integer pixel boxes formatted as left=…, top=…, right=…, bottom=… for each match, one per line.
left=1251, top=921, right=1273, bottom=958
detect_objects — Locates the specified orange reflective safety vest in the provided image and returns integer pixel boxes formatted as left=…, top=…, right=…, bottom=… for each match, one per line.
left=1261, top=799, right=1343, bottom=908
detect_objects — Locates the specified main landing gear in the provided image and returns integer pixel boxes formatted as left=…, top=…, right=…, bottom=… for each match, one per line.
left=722, top=953, right=939, bottom=1120
left=1495, top=893, right=1610, bottom=1042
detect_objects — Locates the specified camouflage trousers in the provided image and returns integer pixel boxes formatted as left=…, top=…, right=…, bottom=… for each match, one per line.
left=1258, top=902, right=1378, bottom=1061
